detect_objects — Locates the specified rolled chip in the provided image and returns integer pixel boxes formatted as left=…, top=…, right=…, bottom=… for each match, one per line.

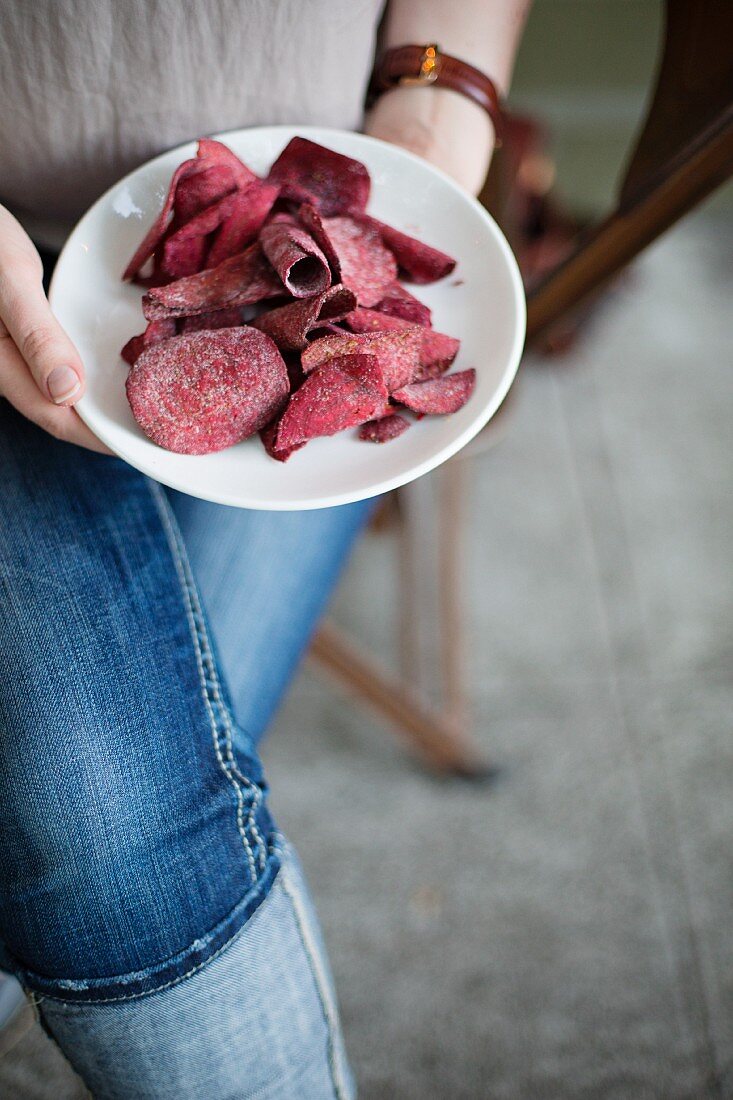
left=391, top=369, right=476, bottom=415
left=276, top=353, right=387, bottom=449
left=126, top=327, right=289, bottom=454
left=358, top=413, right=411, bottom=443
left=259, top=221, right=331, bottom=298
left=266, top=137, right=370, bottom=216
left=142, top=244, right=282, bottom=321
left=297, top=204, right=341, bottom=279
left=369, top=218, right=456, bottom=284
left=251, top=285, right=356, bottom=350
left=301, top=328, right=422, bottom=392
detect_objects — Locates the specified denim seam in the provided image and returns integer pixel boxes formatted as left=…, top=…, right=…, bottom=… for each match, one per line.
left=32, top=846, right=286, bottom=1007
left=149, top=483, right=266, bottom=877
left=280, top=859, right=350, bottom=1100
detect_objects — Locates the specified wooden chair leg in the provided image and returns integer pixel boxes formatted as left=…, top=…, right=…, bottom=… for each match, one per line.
left=437, top=459, right=470, bottom=734
left=309, top=620, right=491, bottom=777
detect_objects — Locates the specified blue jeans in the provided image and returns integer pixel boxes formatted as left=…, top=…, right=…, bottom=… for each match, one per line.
left=0, top=400, right=371, bottom=1097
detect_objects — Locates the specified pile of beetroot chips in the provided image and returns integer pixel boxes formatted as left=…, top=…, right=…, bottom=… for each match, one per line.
left=122, top=137, right=475, bottom=459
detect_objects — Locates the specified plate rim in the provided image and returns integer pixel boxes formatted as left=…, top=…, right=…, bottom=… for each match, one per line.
left=50, top=124, right=526, bottom=510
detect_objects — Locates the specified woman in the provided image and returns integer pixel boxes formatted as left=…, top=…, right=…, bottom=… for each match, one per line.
left=0, top=1, right=528, bottom=1095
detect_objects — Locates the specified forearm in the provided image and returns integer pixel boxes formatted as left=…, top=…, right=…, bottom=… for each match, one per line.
left=366, top=0, right=531, bottom=194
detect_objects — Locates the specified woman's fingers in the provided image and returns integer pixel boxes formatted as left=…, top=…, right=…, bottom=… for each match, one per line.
left=0, top=332, right=111, bottom=453
left=0, top=261, right=86, bottom=406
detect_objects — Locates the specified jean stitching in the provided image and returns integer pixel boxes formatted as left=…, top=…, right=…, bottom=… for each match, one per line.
left=36, top=838, right=287, bottom=1007
left=280, top=858, right=351, bottom=1100
left=149, top=483, right=260, bottom=880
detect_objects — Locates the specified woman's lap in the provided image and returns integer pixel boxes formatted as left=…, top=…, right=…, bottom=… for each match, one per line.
left=0, top=401, right=363, bottom=1096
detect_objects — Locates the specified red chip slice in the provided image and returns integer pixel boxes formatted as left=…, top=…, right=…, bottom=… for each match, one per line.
left=195, top=138, right=258, bottom=190
left=160, top=191, right=240, bottom=280
left=143, top=244, right=282, bottom=321
left=266, top=137, right=370, bottom=216
left=318, top=216, right=397, bottom=307
left=126, top=327, right=289, bottom=454
left=277, top=353, right=387, bottom=449
left=301, top=328, right=422, bottom=392
left=359, top=414, right=411, bottom=443
left=391, top=369, right=476, bottom=415
left=120, top=318, right=177, bottom=366
left=205, top=181, right=280, bottom=268
left=172, top=163, right=237, bottom=226
left=251, top=285, right=356, bottom=350
left=369, top=218, right=456, bottom=284
left=122, top=157, right=202, bottom=281
left=259, top=221, right=331, bottom=298
left=179, top=307, right=245, bottom=333
left=374, top=281, right=431, bottom=326
left=343, top=308, right=459, bottom=378
left=297, top=204, right=341, bottom=279
left=259, top=420, right=306, bottom=463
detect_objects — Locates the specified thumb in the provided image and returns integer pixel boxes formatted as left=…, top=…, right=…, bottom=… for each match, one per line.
left=0, top=257, right=85, bottom=408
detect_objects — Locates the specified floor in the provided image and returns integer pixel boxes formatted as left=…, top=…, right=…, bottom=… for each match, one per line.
left=1, top=211, right=730, bottom=1098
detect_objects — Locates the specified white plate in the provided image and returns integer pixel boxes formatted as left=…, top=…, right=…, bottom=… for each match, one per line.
left=50, top=126, right=525, bottom=510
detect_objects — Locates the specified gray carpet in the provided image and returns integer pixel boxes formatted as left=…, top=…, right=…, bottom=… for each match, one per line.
left=1, top=212, right=731, bottom=1098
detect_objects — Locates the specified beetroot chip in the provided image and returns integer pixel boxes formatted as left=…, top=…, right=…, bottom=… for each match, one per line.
left=369, top=219, right=456, bottom=284
left=179, top=306, right=245, bottom=333
left=259, top=221, right=331, bottom=298
left=160, top=191, right=240, bottom=279
left=259, top=420, right=305, bottom=463
left=343, top=308, right=459, bottom=378
left=297, top=204, right=341, bottom=279
left=205, top=182, right=280, bottom=268
left=120, top=318, right=177, bottom=366
left=374, top=281, right=431, bottom=326
left=126, top=327, right=289, bottom=455
left=251, top=285, right=356, bottom=351
left=266, top=137, right=370, bottom=216
left=319, top=216, right=397, bottom=307
left=143, top=244, right=282, bottom=321
left=277, top=353, right=387, bottom=449
left=196, top=138, right=258, bottom=190
left=172, top=163, right=237, bottom=225
left=359, top=413, right=411, bottom=443
left=392, top=369, right=476, bottom=415
left=301, top=328, right=421, bottom=392
left=123, top=157, right=204, bottom=281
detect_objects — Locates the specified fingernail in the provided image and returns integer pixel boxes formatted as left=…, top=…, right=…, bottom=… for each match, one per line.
left=48, top=365, right=81, bottom=404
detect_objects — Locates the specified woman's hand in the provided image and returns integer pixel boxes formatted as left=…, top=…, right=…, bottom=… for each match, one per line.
left=0, top=205, right=110, bottom=452
left=365, top=84, right=495, bottom=197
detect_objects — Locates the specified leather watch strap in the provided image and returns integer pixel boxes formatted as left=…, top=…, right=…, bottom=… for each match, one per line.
left=370, top=44, right=504, bottom=145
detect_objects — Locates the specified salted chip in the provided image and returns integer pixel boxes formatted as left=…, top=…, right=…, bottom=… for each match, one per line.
left=266, top=137, right=370, bottom=216
left=358, top=414, right=411, bottom=443
left=252, top=285, right=356, bottom=350
left=343, top=308, right=459, bottom=378
left=172, top=163, right=237, bottom=225
left=301, top=328, right=422, bottom=392
left=179, top=307, right=245, bottom=333
left=143, top=244, right=282, bottom=321
left=205, top=182, right=280, bottom=268
left=123, top=157, right=202, bottom=281
left=369, top=218, right=456, bottom=284
left=259, top=420, right=306, bottom=463
left=297, top=204, right=342, bottom=279
left=259, top=221, right=331, bottom=298
left=120, top=318, right=177, bottom=366
left=195, top=138, right=258, bottom=190
left=374, top=281, right=431, bottom=326
left=126, top=327, right=289, bottom=454
left=319, top=216, right=397, bottom=307
left=277, top=353, right=387, bottom=449
left=391, top=369, right=476, bottom=415
left=160, top=192, right=240, bottom=279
